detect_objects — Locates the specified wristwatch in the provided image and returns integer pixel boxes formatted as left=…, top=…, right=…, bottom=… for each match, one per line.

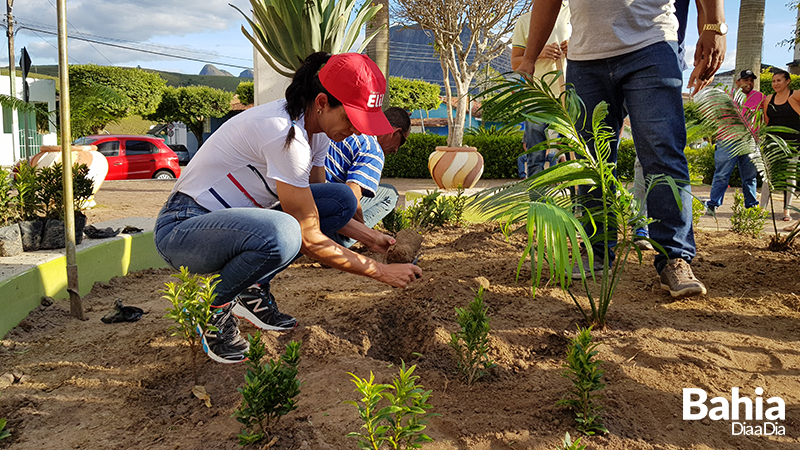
left=702, top=23, right=728, bottom=35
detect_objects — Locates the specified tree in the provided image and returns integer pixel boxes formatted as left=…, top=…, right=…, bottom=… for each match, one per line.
left=735, top=0, right=766, bottom=90
left=366, top=0, right=391, bottom=104
left=69, top=65, right=166, bottom=137
left=232, top=0, right=384, bottom=77
left=394, top=0, right=531, bottom=147
left=146, top=86, right=233, bottom=146
left=388, top=77, right=441, bottom=112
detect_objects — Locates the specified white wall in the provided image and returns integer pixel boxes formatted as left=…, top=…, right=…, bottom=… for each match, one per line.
left=0, top=76, right=57, bottom=166
left=254, top=47, right=291, bottom=106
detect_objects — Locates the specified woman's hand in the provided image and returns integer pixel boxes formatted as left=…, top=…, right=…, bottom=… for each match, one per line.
left=368, top=233, right=395, bottom=254
left=374, top=263, right=422, bottom=288
left=539, top=42, right=562, bottom=60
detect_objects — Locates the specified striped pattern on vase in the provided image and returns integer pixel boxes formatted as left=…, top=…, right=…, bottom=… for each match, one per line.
left=428, top=146, right=484, bottom=189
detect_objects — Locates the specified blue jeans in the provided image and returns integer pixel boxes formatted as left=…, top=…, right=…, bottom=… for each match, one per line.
left=707, top=140, right=759, bottom=208
left=567, top=41, right=695, bottom=272
left=517, top=121, right=554, bottom=178
left=331, top=184, right=399, bottom=248
left=154, top=183, right=356, bottom=306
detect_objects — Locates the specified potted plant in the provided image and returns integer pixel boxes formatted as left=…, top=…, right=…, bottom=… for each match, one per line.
left=0, top=166, right=23, bottom=257
left=13, top=160, right=45, bottom=252
left=37, top=162, right=94, bottom=250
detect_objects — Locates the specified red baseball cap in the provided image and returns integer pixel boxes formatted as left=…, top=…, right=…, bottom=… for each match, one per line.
left=318, top=53, right=393, bottom=136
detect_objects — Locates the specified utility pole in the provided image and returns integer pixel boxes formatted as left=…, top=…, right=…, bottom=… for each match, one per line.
left=6, top=0, right=20, bottom=161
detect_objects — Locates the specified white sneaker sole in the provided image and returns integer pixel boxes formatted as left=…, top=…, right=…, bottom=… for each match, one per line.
left=231, top=302, right=297, bottom=331
left=199, top=333, right=248, bottom=364
left=660, top=283, right=708, bottom=298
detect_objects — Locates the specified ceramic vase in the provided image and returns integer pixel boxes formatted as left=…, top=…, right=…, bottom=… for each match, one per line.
left=30, top=145, right=109, bottom=197
left=428, top=146, right=484, bottom=189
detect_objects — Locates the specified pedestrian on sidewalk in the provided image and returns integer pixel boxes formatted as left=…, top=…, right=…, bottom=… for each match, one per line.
left=762, top=69, right=800, bottom=222
left=705, top=69, right=765, bottom=214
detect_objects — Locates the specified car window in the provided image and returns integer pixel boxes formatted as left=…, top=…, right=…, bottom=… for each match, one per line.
left=125, top=140, right=157, bottom=155
left=96, top=141, right=120, bottom=157
left=73, top=137, right=99, bottom=145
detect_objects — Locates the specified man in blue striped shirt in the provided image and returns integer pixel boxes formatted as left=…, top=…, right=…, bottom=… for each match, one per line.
left=325, top=106, right=411, bottom=248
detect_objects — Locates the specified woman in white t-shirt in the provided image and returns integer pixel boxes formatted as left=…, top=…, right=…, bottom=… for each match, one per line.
left=154, top=52, right=422, bottom=364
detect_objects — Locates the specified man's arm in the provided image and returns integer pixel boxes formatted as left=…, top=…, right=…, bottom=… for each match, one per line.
left=688, top=0, right=726, bottom=95
left=309, top=165, right=326, bottom=184
left=346, top=182, right=365, bottom=223
left=516, top=0, right=562, bottom=76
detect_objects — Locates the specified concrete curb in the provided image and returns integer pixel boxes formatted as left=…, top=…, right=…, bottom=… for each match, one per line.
left=0, top=218, right=167, bottom=338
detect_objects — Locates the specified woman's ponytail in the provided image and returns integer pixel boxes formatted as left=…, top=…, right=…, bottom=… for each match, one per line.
left=283, top=52, right=340, bottom=148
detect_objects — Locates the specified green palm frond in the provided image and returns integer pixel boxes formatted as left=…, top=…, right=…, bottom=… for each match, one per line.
left=694, top=87, right=798, bottom=193
left=0, top=94, right=39, bottom=114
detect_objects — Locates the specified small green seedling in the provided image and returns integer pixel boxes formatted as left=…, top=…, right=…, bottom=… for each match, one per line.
left=0, top=417, right=10, bottom=441
left=730, top=190, right=768, bottom=238
left=691, top=196, right=705, bottom=229
left=234, top=333, right=302, bottom=446
left=162, top=267, right=220, bottom=382
left=556, top=326, right=608, bottom=436
left=554, top=431, right=585, bottom=450
left=449, top=286, right=496, bottom=385
left=346, top=362, right=436, bottom=450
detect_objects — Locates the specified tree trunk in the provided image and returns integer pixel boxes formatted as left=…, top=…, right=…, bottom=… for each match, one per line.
left=736, top=0, right=766, bottom=90
left=365, top=0, right=390, bottom=107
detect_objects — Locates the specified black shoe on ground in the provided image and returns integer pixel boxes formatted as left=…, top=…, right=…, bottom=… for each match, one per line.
left=199, top=304, right=249, bottom=364
left=232, top=285, right=298, bottom=331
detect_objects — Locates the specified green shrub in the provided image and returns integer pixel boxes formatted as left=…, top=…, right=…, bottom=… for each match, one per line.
left=162, top=268, right=220, bottom=383
left=465, top=134, right=525, bottom=178
left=616, top=138, right=635, bottom=181
left=383, top=133, right=445, bottom=178
left=13, top=161, right=42, bottom=221
left=383, top=133, right=525, bottom=179
left=0, top=167, right=19, bottom=226
left=236, top=81, right=254, bottom=105
left=382, top=208, right=411, bottom=234
left=730, top=190, right=768, bottom=238
left=557, top=326, right=608, bottom=436
left=449, top=286, right=495, bottom=385
left=36, top=162, right=94, bottom=219
left=234, top=334, right=302, bottom=446
left=346, top=363, right=436, bottom=450
left=684, top=144, right=715, bottom=184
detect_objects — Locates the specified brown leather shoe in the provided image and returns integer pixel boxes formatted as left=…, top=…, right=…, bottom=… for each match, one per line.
left=659, top=259, right=707, bottom=298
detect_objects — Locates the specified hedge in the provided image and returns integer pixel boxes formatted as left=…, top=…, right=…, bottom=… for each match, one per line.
left=383, top=133, right=525, bottom=179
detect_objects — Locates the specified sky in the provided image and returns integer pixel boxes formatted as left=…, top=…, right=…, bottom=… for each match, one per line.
left=0, top=0, right=797, bottom=83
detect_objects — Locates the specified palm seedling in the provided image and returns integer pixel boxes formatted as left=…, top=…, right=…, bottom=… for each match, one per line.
left=473, top=72, right=682, bottom=328
left=693, top=87, right=800, bottom=249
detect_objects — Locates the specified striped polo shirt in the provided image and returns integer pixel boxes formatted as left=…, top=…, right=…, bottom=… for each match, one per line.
left=325, top=134, right=384, bottom=198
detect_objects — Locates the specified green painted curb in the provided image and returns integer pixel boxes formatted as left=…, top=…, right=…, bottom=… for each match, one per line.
left=0, top=231, right=168, bottom=338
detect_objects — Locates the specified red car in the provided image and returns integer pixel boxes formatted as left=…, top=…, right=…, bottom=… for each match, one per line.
left=73, top=135, right=181, bottom=180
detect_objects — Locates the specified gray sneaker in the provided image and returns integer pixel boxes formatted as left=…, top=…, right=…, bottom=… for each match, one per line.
left=659, top=259, right=707, bottom=298
left=199, top=304, right=249, bottom=364
left=634, top=238, right=655, bottom=251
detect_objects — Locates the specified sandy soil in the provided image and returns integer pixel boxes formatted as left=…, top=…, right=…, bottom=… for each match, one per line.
left=2, top=180, right=800, bottom=450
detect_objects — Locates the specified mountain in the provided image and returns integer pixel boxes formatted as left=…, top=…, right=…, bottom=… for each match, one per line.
left=199, top=64, right=234, bottom=77
left=239, top=69, right=254, bottom=78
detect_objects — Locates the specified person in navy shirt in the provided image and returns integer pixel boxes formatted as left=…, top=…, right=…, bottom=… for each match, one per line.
left=325, top=106, right=410, bottom=248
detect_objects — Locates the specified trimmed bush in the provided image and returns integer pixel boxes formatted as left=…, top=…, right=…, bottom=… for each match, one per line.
left=616, top=138, right=635, bottom=181
left=685, top=144, right=715, bottom=184
left=383, top=133, right=525, bottom=179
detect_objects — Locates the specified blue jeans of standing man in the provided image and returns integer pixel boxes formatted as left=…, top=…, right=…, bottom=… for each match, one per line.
left=707, top=140, right=759, bottom=209
left=154, top=183, right=356, bottom=306
left=517, top=121, right=553, bottom=178
left=330, top=183, right=399, bottom=248
left=567, top=41, right=695, bottom=273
